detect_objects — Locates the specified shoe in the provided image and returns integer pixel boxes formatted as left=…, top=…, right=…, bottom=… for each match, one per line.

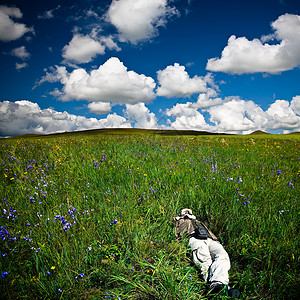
left=228, top=288, right=240, bottom=298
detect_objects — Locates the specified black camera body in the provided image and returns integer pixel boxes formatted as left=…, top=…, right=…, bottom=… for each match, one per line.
left=194, top=227, right=208, bottom=240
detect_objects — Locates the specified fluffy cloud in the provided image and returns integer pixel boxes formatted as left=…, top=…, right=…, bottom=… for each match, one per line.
left=124, top=103, right=158, bottom=128
left=206, top=14, right=300, bottom=74
left=107, top=0, right=179, bottom=44
left=11, top=46, right=30, bottom=59
left=291, top=96, right=300, bottom=115
left=156, top=63, right=209, bottom=97
left=208, top=99, right=269, bottom=133
left=39, top=57, right=156, bottom=104
left=166, top=102, right=195, bottom=118
left=0, top=5, right=34, bottom=42
left=2, top=95, right=300, bottom=137
left=267, top=99, right=300, bottom=130
left=88, top=102, right=112, bottom=114
left=62, top=31, right=121, bottom=64
left=166, top=103, right=210, bottom=130
left=195, top=89, right=230, bottom=108
left=99, top=36, right=121, bottom=52
left=166, top=92, right=300, bottom=133
left=0, top=100, right=131, bottom=137
left=165, top=102, right=211, bottom=131
left=62, top=34, right=106, bottom=64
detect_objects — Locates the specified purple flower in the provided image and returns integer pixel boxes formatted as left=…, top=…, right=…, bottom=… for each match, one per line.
left=47, top=271, right=51, bottom=275
left=110, top=218, right=118, bottom=226
left=58, top=289, right=62, bottom=293
left=277, top=170, right=281, bottom=175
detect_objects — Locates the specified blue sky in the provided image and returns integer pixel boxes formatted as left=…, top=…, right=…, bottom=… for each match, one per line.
left=0, top=0, right=300, bottom=137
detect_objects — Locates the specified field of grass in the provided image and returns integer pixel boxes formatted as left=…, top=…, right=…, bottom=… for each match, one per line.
left=0, top=131, right=299, bottom=299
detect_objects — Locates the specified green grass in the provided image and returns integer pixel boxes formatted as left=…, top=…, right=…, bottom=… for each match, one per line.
left=0, top=131, right=299, bottom=299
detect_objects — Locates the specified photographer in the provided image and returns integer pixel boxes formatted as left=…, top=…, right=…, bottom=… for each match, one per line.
left=175, top=208, right=240, bottom=298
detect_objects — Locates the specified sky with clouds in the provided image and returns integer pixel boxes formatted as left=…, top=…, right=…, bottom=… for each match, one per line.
left=0, top=0, right=300, bottom=137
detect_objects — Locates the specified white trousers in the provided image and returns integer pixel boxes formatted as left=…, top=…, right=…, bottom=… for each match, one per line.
left=189, top=237, right=230, bottom=285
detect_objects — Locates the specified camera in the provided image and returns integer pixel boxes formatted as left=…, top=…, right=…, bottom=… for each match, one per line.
left=194, top=227, right=208, bottom=240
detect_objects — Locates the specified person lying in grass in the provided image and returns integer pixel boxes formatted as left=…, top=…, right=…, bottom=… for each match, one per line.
left=175, top=208, right=240, bottom=298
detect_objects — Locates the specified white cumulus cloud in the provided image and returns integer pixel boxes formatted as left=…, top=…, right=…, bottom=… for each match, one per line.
left=62, top=34, right=106, bottom=64
left=291, top=96, right=300, bottom=115
left=156, top=63, right=209, bottom=97
left=206, top=14, right=300, bottom=74
left=107, top=0, right=179, bottom=44
left=88, top=102, right=112, bottom=114
left=0, top=100, right=131, bottom=137
left=195, top=89, right=230, bottom=108
left=39, top=57, right=156, bottom=104
left=11, top=46, right=30, bottom=59
left=165, top=102, right=211, bottom=131
left=208, top=99, right=269, bottom=133
left=0, top=5, right=34, bottom=42
left=125, top=103, right=158, bottom=128
left=267, top=99, right=300, bottom=130
left=165, top=91, right=300, bottom=133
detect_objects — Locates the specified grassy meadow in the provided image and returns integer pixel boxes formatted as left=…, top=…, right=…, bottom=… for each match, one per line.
left=0, top=130, right=299, bottom=299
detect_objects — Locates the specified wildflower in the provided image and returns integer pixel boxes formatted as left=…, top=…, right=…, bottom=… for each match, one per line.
left=58, top=289, right=62, bottom=293
left=109, top=219, right=118, bottom=226
left=51, top=266, right=55, bottom=270
left=2, top=272, right=9, bottom=278
left=88, top=246, right=92, bottom=251
left=277, top=170, right=281, bottom=175
left=47, top=271, right=51, bottom=275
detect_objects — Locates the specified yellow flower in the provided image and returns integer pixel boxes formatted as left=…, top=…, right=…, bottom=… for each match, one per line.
left=51, top=266, right=55, bottom=270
